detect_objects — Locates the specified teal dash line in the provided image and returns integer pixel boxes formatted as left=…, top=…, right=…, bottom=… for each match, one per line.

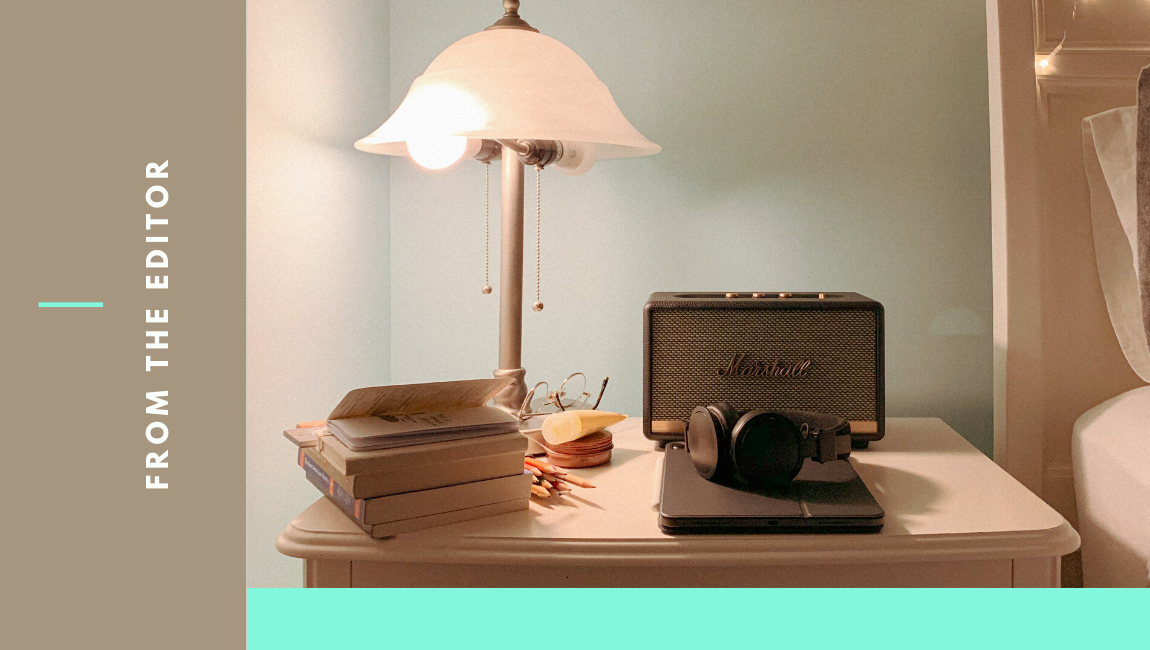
left=38, top=302, right=103, bottom=308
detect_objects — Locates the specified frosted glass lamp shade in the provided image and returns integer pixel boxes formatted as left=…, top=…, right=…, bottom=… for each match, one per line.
left=355, top=29, right=660, bottom=160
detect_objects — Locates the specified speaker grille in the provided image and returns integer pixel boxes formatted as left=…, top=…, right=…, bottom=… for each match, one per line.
left=649, top=308, right=877, bottom=421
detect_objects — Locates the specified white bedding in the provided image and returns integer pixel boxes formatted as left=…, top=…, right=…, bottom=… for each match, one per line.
left=1072, top=385, right=1150, bottom=587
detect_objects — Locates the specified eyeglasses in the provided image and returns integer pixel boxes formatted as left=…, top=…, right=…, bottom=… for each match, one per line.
left=517, top=373, right=608, bottom=422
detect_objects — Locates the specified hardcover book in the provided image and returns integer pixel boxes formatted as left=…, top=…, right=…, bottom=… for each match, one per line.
left=312, top=428, right=528, bottom=476
left=298, top=445, right=528, bottom=499
left=358, top=499, right=530, bottom=538
left=299, top=448, right=526, bottom=533
left=300, top=452, right=531, bottom=525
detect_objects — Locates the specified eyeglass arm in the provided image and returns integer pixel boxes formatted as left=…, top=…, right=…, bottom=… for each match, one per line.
left=592, top=377, right=609, bottom=410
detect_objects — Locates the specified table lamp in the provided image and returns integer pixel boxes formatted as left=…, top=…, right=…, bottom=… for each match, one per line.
left=355, top=0, right=660, bottom=414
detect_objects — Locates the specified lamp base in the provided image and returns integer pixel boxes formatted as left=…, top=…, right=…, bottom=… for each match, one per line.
left=492, top=367, right=528, bottom=416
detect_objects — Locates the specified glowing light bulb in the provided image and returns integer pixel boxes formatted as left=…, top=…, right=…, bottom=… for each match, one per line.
left=406, top=136, right=469, bottom=170
left=1039, top=58, right=1049, bottom=68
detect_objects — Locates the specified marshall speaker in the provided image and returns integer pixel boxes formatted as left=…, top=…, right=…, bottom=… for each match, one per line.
left=643, top=292, right=884, bottom=446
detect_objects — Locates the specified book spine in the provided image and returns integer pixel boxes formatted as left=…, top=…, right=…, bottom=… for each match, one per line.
left=303, top=446, right=363, bottom=494
left=299, top=448, right=366, bottom=523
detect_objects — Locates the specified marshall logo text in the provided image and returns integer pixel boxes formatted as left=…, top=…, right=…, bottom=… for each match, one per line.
left=717, top=354, right=812, bottom=378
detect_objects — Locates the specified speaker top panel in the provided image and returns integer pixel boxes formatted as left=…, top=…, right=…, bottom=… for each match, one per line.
left=646, top=292, right=882, bottom=311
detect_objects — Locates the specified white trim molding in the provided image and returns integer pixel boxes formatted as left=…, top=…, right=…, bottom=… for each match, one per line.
left=986, top=0, right=1045, bottom=495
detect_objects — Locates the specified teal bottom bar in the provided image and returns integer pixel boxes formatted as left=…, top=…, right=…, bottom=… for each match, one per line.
left=38, top=302, right=103, bottom=307
left=247, top=588, right=1149, bottom=650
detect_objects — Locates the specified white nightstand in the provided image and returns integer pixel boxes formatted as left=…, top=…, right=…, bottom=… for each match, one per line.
left=277, top=417, right=1079, bottom=587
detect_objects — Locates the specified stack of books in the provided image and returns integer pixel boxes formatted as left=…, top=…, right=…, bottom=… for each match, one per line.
left=284, top=379, right=531, bottom=538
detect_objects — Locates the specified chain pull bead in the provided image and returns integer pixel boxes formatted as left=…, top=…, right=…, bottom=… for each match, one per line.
left=482, top=161, right=493, bottom=295
left=533, top=164, right=543, bottom=312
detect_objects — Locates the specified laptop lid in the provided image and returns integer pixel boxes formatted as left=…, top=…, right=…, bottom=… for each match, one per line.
left=659, top=444, right=884, bottom=534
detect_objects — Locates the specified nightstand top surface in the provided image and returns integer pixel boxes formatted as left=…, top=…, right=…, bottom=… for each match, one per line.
left=277, top=417, right=1079, bottom=567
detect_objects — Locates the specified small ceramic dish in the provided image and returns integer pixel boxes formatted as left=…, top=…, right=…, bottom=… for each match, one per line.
left=544, top=445, right=613, bottom=469
left=542, top=431, right=614, bottom=468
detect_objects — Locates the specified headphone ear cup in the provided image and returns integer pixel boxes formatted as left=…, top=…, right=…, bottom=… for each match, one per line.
left=686, top=406, right=723, bottom=480
left=729, top=410, right=804, bottom=487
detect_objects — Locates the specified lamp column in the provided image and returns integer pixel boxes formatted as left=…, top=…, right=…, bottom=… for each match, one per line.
left=492, top=144, right=528, bottom=414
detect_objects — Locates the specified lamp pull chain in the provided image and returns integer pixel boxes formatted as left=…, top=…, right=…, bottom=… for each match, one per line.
left=481, top=161, right=492, bottom=295
left=532, top=164, right=544, bottom=312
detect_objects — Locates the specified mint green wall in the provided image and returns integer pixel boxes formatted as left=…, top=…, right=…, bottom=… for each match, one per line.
left=247, top=0, right=390, bottom=588
left=387, top=1, right=993, bottom=452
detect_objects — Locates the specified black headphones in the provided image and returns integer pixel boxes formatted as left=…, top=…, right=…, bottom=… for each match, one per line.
left=685, top=403, right=853, bottom=487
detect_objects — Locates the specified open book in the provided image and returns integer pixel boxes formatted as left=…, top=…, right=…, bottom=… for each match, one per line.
left=323, top=378, right=520, bottom=451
